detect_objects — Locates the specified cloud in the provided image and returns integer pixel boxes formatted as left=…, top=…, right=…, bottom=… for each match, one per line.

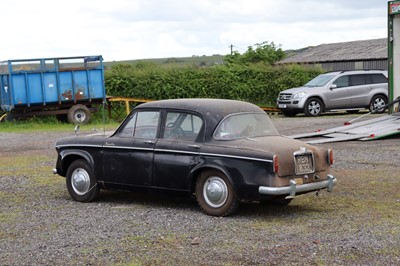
left=0, top=0, right=388, bottom=61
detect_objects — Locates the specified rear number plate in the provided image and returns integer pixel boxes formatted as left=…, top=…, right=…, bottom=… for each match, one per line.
left=294, top=154, right=314, bottom=175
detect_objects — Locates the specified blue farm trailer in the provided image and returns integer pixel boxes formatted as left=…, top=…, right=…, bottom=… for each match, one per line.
left=0, top=55, right=106, bottom=124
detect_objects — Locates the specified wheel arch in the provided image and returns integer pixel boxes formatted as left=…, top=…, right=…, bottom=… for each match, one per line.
left=370, top=93, right=388, bottom=102
left=306, top=95, right=325, bottom=110
left=59, top=150, right=94, bottom=176
left=188, top=164, right=239, bottom=197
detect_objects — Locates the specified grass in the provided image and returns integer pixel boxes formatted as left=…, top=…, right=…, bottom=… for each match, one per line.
left=0, top=116, right=120, bottom=133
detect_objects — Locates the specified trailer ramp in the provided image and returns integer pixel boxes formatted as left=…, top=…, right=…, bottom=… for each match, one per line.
left=289, top=114, right=400, bottom=144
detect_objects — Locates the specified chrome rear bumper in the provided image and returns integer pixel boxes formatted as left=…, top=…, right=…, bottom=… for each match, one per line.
left=259, top=174, right=337, bottom=197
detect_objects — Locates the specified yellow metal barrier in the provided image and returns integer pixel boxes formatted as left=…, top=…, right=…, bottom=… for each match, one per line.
left=106, top=96, right=279, bottom=120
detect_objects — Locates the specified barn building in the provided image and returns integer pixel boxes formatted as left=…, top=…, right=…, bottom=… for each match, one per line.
left=278, top=38, right=387, bottom=71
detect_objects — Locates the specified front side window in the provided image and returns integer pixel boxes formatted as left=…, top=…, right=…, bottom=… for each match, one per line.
left=333, top=76, right=349, bottom=88
left=163, top=112, right=203, bottom=141
left=214, top=113, right=279, bottom=140
left=116, top=111, right=160, bottom=139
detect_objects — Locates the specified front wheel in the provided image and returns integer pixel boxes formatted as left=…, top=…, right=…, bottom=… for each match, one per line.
left=304, top=98, right=324, bottom=117
left=369, top=95, right=387, bottom=113
left=195, top=170, right=238, bottom=217
left=66, top=159, right=99, bottom=202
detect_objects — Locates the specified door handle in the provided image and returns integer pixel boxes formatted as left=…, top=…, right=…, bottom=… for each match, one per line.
left=105, top=142, right=115, bottom=146
left=188, top=144, right=200, bottom=149
left=144, top=140, right=155, bottom=144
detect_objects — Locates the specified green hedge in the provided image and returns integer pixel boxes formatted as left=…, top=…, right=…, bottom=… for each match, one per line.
left=105, top=63, right=323, bottom=107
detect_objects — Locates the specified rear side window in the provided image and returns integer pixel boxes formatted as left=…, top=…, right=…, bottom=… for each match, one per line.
left=371, top=74, right=387, bottom=84
left=163, top=112, right=203, bottom=141
left=350, top=74, right=369, bottom=86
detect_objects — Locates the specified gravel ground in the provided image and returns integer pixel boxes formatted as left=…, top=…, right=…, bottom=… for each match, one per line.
left=1, top=113, right=400, bottom=265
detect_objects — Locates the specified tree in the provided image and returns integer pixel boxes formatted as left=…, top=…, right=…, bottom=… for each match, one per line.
left=225, top=41, right=286, bottom=65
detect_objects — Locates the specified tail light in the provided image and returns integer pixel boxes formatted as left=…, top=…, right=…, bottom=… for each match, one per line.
left=327, top=149, right=333, bottom=165
left=273, top=155, right=279, bottom=173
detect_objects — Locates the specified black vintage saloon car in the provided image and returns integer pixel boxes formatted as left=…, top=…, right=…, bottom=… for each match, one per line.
left=54, top=99, right=336, bottom=216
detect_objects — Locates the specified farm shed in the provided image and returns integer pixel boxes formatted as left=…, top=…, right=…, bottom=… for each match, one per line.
left=278, top=38, right=387, bottom=71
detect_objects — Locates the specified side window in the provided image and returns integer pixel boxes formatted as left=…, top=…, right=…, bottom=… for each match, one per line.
left=371, top=74, right=388, bottom=84
left=116, top=111, right=160, bottom=139
left=117, top=113, right=137, bottom=137
left=333, top=76, right=349, bottom=88
left=350, top=74, right=368, bottom=86
left=134, top=111, right=160, bottom=139
left=164, top=112, right=203, bottom=141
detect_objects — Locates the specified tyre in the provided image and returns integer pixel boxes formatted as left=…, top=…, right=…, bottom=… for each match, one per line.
left=66, top=159, right=99, bottom=202
left=304, top=98, right=324, bottom=117
left=369, top=95, right=387, bottom=113
left=195, top=170, right=238, bottom=217
left=67, top=104, right=91, bottom=124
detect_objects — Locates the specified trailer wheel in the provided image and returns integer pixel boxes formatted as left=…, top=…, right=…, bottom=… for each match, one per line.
left=68, top=104, right=91, bottom=124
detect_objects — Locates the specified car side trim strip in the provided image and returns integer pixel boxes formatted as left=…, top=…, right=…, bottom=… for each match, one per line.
left=56, top=144, right=273, bottom=163
left=200, top=152, right=273, bottom=163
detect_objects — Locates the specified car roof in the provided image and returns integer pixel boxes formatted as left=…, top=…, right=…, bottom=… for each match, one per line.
left=136, top=98, right=264, bottom=116
left=136, top=99, right=265, bottom=136
left=324, top=70, right=387, bottom=75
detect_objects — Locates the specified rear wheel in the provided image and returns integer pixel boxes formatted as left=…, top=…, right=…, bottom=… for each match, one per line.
left=304, top=98, right=324, bottom=116
left=369, top=95, right=387, bottom=113
left=195, top=170, right=238, bottom=217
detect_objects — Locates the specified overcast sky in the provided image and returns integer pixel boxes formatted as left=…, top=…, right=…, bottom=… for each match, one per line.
left=0, top=0, right=388, bottom=61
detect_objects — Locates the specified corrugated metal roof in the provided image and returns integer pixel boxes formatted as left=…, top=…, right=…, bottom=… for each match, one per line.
left=278, top=38, right=387, bottom=64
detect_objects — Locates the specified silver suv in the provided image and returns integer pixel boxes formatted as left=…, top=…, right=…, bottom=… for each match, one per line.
left=277, top=70, right=388, bottom=116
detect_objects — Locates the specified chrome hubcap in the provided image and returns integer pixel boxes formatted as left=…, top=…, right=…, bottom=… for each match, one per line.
left=308, top=101, right=321, bottom=115
left=74, top=110, right=86, bottom=123
left=372, top=98, right=385, bottom=110
left=71, top=168, right=90, bottom=195
left=203, top=176, right=228, bottom=208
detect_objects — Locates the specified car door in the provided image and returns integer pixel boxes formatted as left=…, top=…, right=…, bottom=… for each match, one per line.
left=348, top=74, right=371, bottom=107
left=102, top=110, right=160, bottom=187
left=326, top=75, right=351, bottom=108
left=152, top=111, right=204, bottom=191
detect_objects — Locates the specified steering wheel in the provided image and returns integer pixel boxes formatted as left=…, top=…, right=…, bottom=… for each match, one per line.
left=166, top=123, right=184, bottom=138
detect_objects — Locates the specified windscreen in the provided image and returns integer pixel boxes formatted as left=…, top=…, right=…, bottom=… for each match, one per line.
left=305, top=74, right=335, bottom=87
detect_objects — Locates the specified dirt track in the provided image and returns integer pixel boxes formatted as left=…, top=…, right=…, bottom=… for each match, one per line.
left=1, top=113, right=399, bottom=265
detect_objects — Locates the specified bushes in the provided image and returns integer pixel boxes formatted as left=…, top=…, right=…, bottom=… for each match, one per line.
left=105, top=63, right=323, bottom=107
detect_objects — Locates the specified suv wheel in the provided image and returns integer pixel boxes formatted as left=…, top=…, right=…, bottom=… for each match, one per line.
left=369, top=95, right=387, bottom=113
left=304, top=98, right=324, bottom=116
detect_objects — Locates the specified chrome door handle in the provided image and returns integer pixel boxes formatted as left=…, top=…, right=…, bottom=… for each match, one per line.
left=144, top=140, right=155, bottom=144
left=188, top=144, right=200, bottom=149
